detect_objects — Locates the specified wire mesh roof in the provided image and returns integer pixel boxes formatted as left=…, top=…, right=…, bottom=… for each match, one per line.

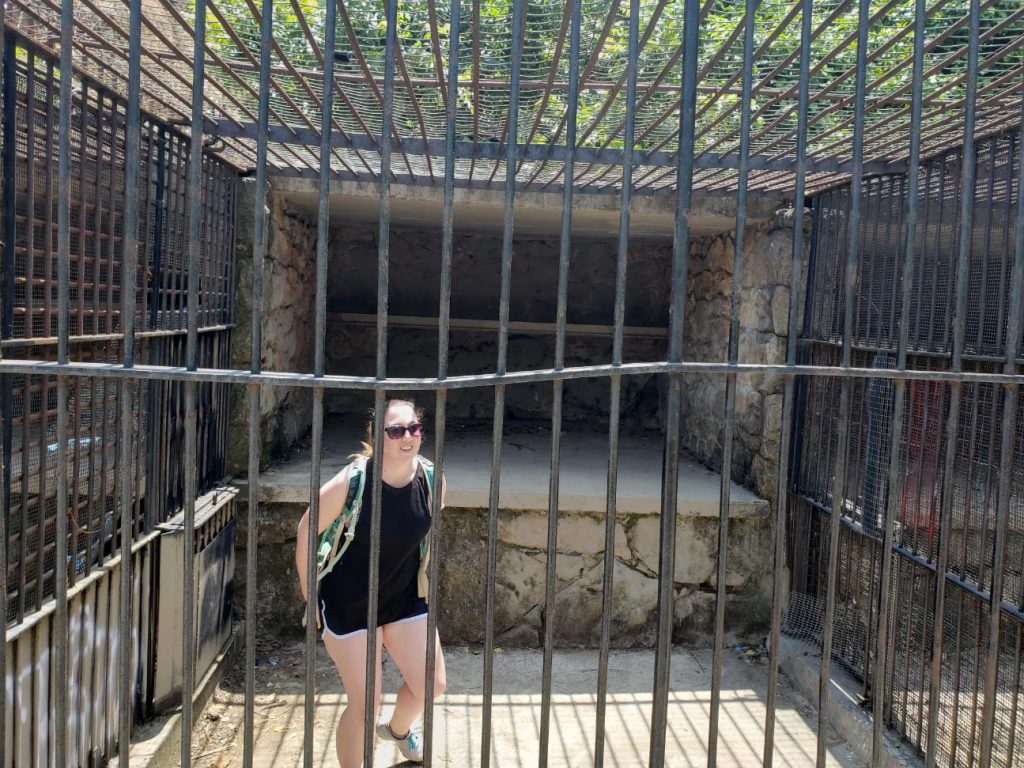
left=7, top=0, right=1023, bottom=195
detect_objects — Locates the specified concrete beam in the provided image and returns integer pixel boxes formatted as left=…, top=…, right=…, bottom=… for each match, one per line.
left=270, top=177, right=789, bottom=239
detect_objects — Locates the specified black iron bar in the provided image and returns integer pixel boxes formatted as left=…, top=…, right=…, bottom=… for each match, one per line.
left=423, top=2, right=461, bottom=761
left=764, top=1, right=814, bottom=755
left=1, top=28, right=16, bottom=661
left=594, top=0, right=638, bottom=763
left=0, top=11, right=9, bottom=757
left=118, top=0, right=142, bottom=760
left=538, top=0, right=581, bottom=762
left=243, top=0, right=272, bottom=764
left=925, top=0, right=981, bottom=762
left=181, top=0, right=207, bottom=764
left=362, top=0, right=397, bottom=763
left=708, top=0, right=757, bottom=763
left=649, top=0, right=698, bottom=763
left=871, top=0, right=926, bottom=759
left=304, top=1, right=335, bottom=766
left=481, top=1, right=524, bottom=762
left=818, top=0, right=870, bottom=761
left=54, top=0, right=73, bottom=762
left=977, top=79, right=1024, bottom=768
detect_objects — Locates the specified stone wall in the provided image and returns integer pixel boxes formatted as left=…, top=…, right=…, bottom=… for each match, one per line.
left=325, top=226, right=671, bottom=427
left=228, top=183, right=318, bottom=472
left=236, top=500, right=772, bottom=648
left=680, top=217, right=807, bottom=506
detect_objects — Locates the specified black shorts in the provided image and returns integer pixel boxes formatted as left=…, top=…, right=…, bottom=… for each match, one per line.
left=319, top=589, right=428, bottom=640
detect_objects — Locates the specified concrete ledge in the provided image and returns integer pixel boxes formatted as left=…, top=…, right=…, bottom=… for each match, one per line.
left=239, top=426, right=770, bottom=518
left=113, top=628, right=241, bottom=768
left=778, top=635, right=921, bottom=768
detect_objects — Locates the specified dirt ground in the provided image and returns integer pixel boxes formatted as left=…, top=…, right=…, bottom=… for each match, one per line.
left=188, top=638, right=863, bottom=768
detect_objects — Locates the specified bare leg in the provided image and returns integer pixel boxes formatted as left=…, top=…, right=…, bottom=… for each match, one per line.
left=381, top=614, right=447, bottom=737
left=323, top=629, right=383, bottom=768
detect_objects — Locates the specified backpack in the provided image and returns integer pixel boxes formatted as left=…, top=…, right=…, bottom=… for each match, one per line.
left=315, top=455, right=436, bottom=584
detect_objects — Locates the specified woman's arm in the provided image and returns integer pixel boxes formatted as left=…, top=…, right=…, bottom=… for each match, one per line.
left=296, top=463, right=352, bottom=602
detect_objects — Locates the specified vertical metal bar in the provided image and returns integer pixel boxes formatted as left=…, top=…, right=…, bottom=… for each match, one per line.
left=818, top=0, right=870, bottom=762
left=181, top=0, right=207, bottom=764
left=707, top=0, right=756, bottom=763
left=55, top=0, right=74, bottom=765
left=595, top=0, right=638, bottom=764
left=925, top=1, right=981, bottom=763
left=538, top=1, right=581, bottom=764
left=118, top=0, right=142, bottom=759
left=1, top=28, right=15, bottom=644
left=244, top=1, right=272, bottom=766
left=423, top=0, right=460, bottom=761
left=649, top=0, right=698, bottom=764
left=304, top=0, right=334, bottom=765
left=763, top=0, right=813, bottom=763
left=362, top=0, right=397, bottom=764
left=870, top=0, right=926, bottom=760
left=481, top=1, right=524, bottom=765
left=0, top=14, right=9, bottom=761
left=149, top=128, right=165, bottom=331
left=978, top=82, right=1024, bottom=768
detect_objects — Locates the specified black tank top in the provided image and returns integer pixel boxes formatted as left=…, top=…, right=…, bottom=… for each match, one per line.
left=318, top=459, right=432, bottom=633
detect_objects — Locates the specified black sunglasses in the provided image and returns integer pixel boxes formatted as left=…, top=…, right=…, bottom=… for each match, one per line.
left=384, top=422, right=425, bottom=439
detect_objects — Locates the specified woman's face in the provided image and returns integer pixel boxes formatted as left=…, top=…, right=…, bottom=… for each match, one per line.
left=381, top=403, right=422, bottom=465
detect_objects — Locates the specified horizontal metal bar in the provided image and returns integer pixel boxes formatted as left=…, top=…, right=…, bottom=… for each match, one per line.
left=0, top=324, right=235, bottom=348
left=4, top=359, right=1024, bottom=388
left=795, top=491, right=1024, bottom=624
left=213, top=120, right=907, bottom=177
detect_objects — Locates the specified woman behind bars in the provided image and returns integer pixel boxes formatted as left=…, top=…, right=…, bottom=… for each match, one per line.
left=296, top=398, right=447, bottom=767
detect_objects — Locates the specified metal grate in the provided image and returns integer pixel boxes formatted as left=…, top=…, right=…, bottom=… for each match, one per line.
left=793, top=127, right=1024, bottom=767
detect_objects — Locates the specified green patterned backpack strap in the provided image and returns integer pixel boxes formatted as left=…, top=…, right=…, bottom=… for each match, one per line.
left=316, top=456, right=367, bottom=582
left=417, top=456, right=436, bottom=558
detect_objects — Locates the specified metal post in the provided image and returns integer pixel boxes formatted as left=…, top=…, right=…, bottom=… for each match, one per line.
left=244, top=0, right=273, bottom=765
left=870, top=0, right=926, bottom=762
left=538, top=0, right=581, bottom=764
left=481, top=1, right=524, bottom=765
left=181, top=1, right=207, bottom=764
left=304, top=1, right=334, bottom=767
left=649, top=0, right=699, bottom=763
left=818, top=0, right=870, bottom=763
left=763, top=0, right=814, bottom=763
left=118, top=0, right=143, bottom=759
left=595, top=0, right=639, bottom=764
left=0, top=12, right=8, bottom=762
left=708, top=0, right=757, bottom=763
left=423, top=0, right=461, bottom=762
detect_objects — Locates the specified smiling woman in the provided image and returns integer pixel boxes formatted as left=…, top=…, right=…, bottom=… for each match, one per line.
left=295, top=397, right=447, bottom=768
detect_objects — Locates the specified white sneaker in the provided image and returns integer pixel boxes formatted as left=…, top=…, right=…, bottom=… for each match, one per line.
left=376, top=721, right=423, bottom=763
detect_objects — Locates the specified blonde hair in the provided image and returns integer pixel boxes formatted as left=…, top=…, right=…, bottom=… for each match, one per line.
left=351, top=398, right=425, bottom=459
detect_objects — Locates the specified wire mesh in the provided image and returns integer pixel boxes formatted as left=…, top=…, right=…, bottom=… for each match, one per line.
left=792, top=125, right=1024, bottom=768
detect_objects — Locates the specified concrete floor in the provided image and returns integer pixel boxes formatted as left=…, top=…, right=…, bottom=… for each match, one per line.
left=244, top=420, right=769, bottom=518
left=189, top=643, right=863, bottom=768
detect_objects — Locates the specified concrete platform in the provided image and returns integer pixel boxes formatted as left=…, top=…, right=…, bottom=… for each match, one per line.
left=240, top=420, right=768, bottom=518
left=188, top=643, right=864, bottom=768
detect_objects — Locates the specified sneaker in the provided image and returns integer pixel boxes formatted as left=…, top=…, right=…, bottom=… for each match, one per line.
left=376, top=721, right=423, bottom=763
